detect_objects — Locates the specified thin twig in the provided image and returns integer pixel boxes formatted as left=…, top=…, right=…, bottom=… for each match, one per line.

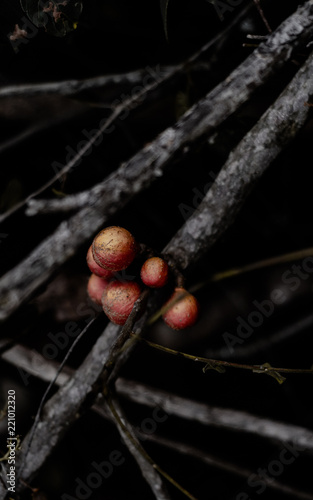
left=147, top=434, right=313, bottom=500
left=106, top=392, right=198, bottom=500
left=105, top=394, right=171, bottom=500
left=253, top=0, right=272, bottom=33
left=0, top=321, right=121, bottom=496
left=205, top=246, right=313, bottom=285
left=15, top=317, right=97, bottom=485
left=131, top=334, right=313, bottom=383
left=0, top=68, right=170, bottom=99
left=2, top=345, right=313, bottom=457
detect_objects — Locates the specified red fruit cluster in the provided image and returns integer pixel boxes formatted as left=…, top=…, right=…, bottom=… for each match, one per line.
left=86, top=226, right=139, bottom=325
left=86, top=225, right=199, bottom=330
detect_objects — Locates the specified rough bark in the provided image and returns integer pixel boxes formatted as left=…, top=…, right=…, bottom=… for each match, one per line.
left=0, top=322, right=120, bottom=495
left=164, top=47, right=313, bottom=268
left=1, top=1, right=313, bottom=321
left=105, top=396, right=171, bottom=500
left=2, top=344, right=313, bottom=455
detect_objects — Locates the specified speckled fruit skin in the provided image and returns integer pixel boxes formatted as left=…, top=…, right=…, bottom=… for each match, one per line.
left=140, top=257, right=169, bottom=288
left=162, top=287, right=199, bottom=330
left=102, top=281, right=141, bottom=325
left=87, top=274, right=111, bottom=305
left=92, top=226, right=138, bottom=271
left=86, top=246, right=114, bottom=279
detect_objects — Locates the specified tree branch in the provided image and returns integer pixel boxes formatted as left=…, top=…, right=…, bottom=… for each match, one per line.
left=105, top=394, right=172, bottom=500
left=1, top=2, right=313, bottom=322
left=0, top=321, right=121, bottom=496
left=145, top=434, right=313, bottom=500
left=0, top=2, right=251, bottom=224
left=26, top=1, right=313, bottom=217
left=0, top=68, right=171, bottom=99
left=2, top=342, right=313, bottom=456
left=115, top=379, right=313, bottom=454
left=164, top=46, right=313, bottom=269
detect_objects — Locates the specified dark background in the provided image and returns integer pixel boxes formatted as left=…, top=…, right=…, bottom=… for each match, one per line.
left=1, top=1, right=313, bottom=499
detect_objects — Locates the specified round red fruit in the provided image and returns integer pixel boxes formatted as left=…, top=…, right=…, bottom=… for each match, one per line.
left=86, top=246, right=114, bottom=279
left=162, top=287, right=199, bottom=330
left=140, top=257, right=168, bottom=288
left=87, top=274, right=110, bottom=305
left=92, top=226, right=138, bottom=271
left=102, top=281, right=141, bottom=325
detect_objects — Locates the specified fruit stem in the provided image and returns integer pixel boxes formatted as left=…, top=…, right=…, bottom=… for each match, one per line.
left=131, top=335, right=313, bottom=383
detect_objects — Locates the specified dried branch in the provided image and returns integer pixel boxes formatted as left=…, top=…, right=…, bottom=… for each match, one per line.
left=0, top=321, right=121, bottom=496
left=0, top=288, right=151, bottom=496
left=99, top=289, right=151, bottom=390
left=164, top=47, right=313, bottom=269
left=204, top=246, right=313, bottom=284
left=0, top=2, right=312, bottom=323
left=0, top=68, right=171, bottom=99
left=116, top=379, right=313, bottom=454
left=105, top=393, right=196, bottom=500
left=132, top=335, right=313, bottom=383
left=2, top=342, right=313, bottom=457
left=26, top=1, right=313, bottom=217
left=146, top=434, right=313, bottom=500
left=253, top=0, right=272, bottom=33
left=2, top=337, right=313, bottom=499
left=0, top=340, right=72, bottom=385
left=0, top=2, right=251, bottom=225
left=0, top=63, right=216, bottom=101
left=105, top=394, right=172, bottom=500
left=16, top=317, right=97, bottom=484
left=1, top=6, right=313, bottom=494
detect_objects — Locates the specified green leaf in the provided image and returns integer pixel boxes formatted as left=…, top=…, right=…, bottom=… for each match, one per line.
left=20, top=0, right=83, bottom=37
left=253, top=363, right=286, bottom=385
left=203, top=361, right=226, bottom=374
left=160, top=0, right=169, bottom=40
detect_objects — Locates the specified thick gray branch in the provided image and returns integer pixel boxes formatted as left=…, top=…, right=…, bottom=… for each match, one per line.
left=165, top=47, right=313, bottom=268
left=0, top=3, right=250, bottom=225
left=1, top=2, right=313, bottom=322
left=116, top=379, right=313, bottom=454
left=27, top=1, right=313, bottom=217
left=0, top=322, right=120, bottom=496
left=2, top=343, right=313, bottom=455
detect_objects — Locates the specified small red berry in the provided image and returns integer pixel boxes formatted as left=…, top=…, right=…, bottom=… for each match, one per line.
left=162, top=287, right=199, bottom=330
left=140, top=257, right=169, bottom=288
left=92, top=226, right=138, bottom=271
left=87, top=274, right=110, bottom=305
left=86, top=246, right=114, bottom=279
left=102, top=281, right=141, bottom=325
